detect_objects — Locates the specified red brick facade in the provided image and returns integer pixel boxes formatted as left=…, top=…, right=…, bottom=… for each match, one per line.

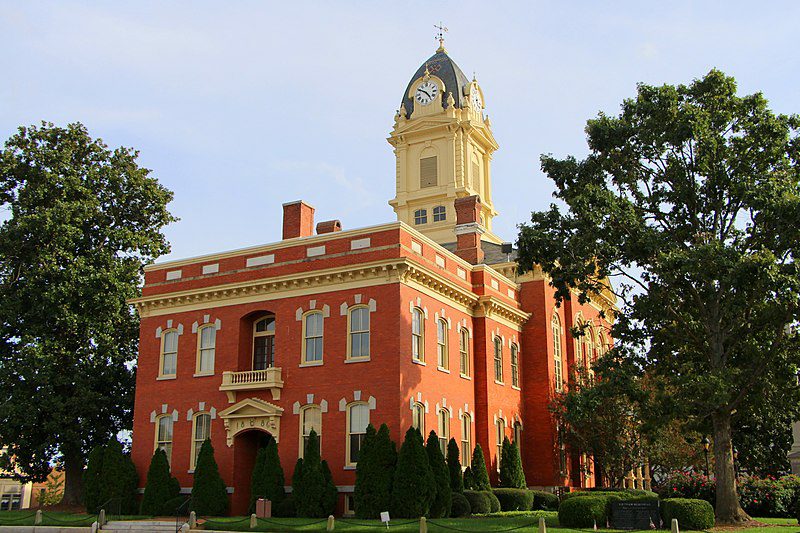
left=130, top=201, right=612, bottom=515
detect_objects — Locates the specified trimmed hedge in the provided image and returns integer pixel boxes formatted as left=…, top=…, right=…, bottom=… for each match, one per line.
left=531, top=490, right=559, bottom=511
left=160, top=496, right=189, bottom=515
left=463, top=490, right=492, bottom=514
left=274, top=495, right=296, bottom=517
left=450, top=492, right=471, bottom=517
left=558, top=496, right=608, bottom=528
left=492, top=488, right=534, bottom=511
left=487, top=491, right=501, bottom=513
left=662, top=498, right=714, bottom=530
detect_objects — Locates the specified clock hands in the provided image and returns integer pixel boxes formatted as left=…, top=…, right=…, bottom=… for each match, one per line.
left=418, top=88, right=432, bottom=99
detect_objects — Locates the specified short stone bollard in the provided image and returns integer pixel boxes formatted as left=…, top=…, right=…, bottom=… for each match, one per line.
left=35, top=510, right=42, bottom=525
left=180, top=524, right=190, bottom=533
left=671, top=518, right=679, bottom=533
left=250, top=513, right=258, bottom=528
left=538, top=516, right=547, bottom=533
left=189, top=511, right=197, bottom=529
left=419, top=516, right=427, bottom=533
left=326, top=515, right=335, bottom=531
left=98, top=509, right=106, bottom=526
left=91, top=521, right=99, bottom=533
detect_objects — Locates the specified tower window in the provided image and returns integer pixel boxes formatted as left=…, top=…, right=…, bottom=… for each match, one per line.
left=433, top=205, right=446, bottom=222
left=420, top=156, right=438, bottom=188
left=414, top=209, right=428, bottom=225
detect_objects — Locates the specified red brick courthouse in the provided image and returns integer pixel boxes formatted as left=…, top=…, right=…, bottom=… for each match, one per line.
left=129, top=43, right=615, bottom=516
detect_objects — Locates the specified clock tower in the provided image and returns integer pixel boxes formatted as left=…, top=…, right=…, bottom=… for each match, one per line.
left=388, top=41, right=502, bottom=245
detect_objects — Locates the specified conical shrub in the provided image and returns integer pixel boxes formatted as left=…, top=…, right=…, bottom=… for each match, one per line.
left=354, top=424, right=396, bottom=518
left=425, top=431, right=452, bottom=518
left=499, top=437, right=526, bottom=488
left=191, top=439, right=228, bottom=516
left=446, top=438, right=463, bottom=494
left=470, top=444, right=491, bottom=491
left=141, top=448, right=179, bottom=515
left=390, top=427, right=435, bottom=518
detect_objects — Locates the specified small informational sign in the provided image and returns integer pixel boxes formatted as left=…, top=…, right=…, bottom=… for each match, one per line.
left=610, top=500, right=660, bottom=530
left=380, top=511, right=390, bottom=529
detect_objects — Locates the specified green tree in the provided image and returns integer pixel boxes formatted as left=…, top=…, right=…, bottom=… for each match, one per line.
left=82, top=445, right=105, bottom=513
left=249, top=447, right=267, bottom=514
left=191, top=439, right=228, bottom=516
left=469, top=444, right=491, bottom=491
left=354, top=424, right=397, bottom=518
left=0, top=122, right=175, bottom=505
left=446, top=438, right=463, bottom=494
left=141, top=448, right=179, bottom=515
left=516, top=70, right=800, bottom=523
left=262, top=438, right=285, bottom=505
left=499, top=437, right=526, bottom=489
left=293, top=430, right=336, bottom=517
left=390, top=428, right=435, bottom=518
left=462, top=466, right=474, bottom=491
left=99, top=439, right=138, bottom=514
left=425, top=431, right=452, bottom=518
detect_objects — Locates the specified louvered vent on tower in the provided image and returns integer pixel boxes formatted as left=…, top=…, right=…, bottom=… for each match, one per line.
left=420, top=156, right=438, bottom=188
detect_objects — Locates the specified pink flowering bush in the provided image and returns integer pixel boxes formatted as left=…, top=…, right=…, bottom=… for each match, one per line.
left=656, top=471, right=716, bottom=505
left=738, top=475, right=800, bottom=518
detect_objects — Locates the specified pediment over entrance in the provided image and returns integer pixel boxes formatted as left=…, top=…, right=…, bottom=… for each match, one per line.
left=218, top=398, right=283, bottom=446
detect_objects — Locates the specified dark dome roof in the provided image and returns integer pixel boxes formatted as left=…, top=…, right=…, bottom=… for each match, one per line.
left=401, top=49, right=471, bottom=117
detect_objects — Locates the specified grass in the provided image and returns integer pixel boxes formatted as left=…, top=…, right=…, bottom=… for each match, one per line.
left=0, top=510, right=149, bottom=527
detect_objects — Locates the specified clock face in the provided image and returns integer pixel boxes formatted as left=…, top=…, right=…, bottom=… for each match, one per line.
left=415, top=81, right=439, bottom=106
left=471, top=88, right=482, bottom=111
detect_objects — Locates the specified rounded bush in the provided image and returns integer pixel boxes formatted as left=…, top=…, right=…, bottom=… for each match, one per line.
left=274, top=495, right=297, bottom=518
left=662, top=498, right=714, bottom=531
left=463, top=490, right=491, bottom=514
left=486, top=491, right=501, bottom=513
left=492, top=489, right=534, bottom=511
left=558, top=496, right=608, bottom=528
left=160, top=496, right=189, bottom=515
left=531, top=490, right=559, bottom=511
left=450, top=493, right=472, bottom=517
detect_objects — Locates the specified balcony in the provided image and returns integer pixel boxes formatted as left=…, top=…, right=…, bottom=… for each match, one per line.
left=219, top=368, right=284, bottom=403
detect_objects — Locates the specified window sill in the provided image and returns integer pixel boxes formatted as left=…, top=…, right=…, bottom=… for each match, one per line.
left=411, top=359, right=426, bottom=366
left=156, top=375, right=176, bottom=381
left=299, top=360, right=324, bottom=368
left=459, top=374, right=472, bottom=380
left=345, top=357, right=371, bottom=364
left=343, top=465, right=356, bottom=471
left=193, top=372, right=215, bottom=378
left=494, top=380, right=505, bottom=386
left=512, top=385, right=521, bottom=391
left=437, top=366, right=450, bottom=374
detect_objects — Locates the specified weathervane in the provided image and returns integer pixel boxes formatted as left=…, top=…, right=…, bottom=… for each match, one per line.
left=434, top=22, right=448, bottom=52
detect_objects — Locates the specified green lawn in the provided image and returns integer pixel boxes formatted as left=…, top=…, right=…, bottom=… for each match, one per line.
left=0, top=511, right=149, bottom=527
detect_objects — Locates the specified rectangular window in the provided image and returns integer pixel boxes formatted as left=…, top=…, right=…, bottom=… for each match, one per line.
left=420, top=156, right=438, bottom=188
left=459, top=329, right=470, bottom=377
left=437, top=319, right=448, bottom=370
left=494, top=338, right=503, bottom=383
left=349, top=307, right=370, bottom=359
left=197, top=326, right=216, bottom=374
left=511, top=344, right=519, bottom=387
left=161, top=331, right=178, bottom=377
left=303, top=312, right=324, bottom=363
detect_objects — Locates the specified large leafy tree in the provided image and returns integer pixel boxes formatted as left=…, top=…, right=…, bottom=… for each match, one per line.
left=0, top=122, right=175, bottom=505
left=517, top=70, right=800, bottom=523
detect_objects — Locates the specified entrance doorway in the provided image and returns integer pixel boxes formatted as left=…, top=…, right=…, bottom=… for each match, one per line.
left=231, top=429, right=273, bottom=516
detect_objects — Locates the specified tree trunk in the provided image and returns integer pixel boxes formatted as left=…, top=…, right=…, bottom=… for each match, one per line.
left=712, top=410, right=749, bottom=524
left=60, top=449, right=84, bottom=508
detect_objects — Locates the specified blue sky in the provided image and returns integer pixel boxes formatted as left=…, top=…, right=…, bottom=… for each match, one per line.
left=2, top=1, right=798, bottom=261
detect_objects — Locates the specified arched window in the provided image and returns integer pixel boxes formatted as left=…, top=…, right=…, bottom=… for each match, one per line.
left=302, top=311, right=324, bottom=364
left=438, top=408, right=450, bottom=454
left=552, top=314, right=563, bottom=392
left=412, top=308, right=425, bottom=362
left=513, top=421, right=522, bottom=453
left=493, top=337, right=503, bottom=383
left=160, top=330, right=178, bottom=378
left=155, top=414, right=173, bottom=464
left=437, top=319, right=448, bottom=370
left=496, top=418, right=505, bottom=470
left=432, top=205, right=446, bottom=222
left=574, top=320, right=584, bottom=372
left=196, top=325, right=216, bottom=375
left=510, top=343, right=520, bottom=388
left=460, top=413, right=472, bottom=465
left=348, top=306, right=370, bottom=360
left=347, top=403, right=369, bottom=466
left=459, top=328, right=470, bottom=377
left=253, top=316, right=276, bottom=370
left=300, top=405, right=322, bottom=458
left=191, top=413, right=211, bottom=470
left=411, top=402, right=425, bottom=435
left=585, top=325, right=594, bottom=369
left=414, top=209, right=428, bottom=225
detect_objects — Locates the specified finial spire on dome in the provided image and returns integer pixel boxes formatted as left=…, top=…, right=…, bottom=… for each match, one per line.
left=434, top=22, right=448, bottom=52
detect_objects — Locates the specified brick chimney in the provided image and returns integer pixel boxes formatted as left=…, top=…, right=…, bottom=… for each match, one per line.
left=282, top=200, right=315, bottom=239
left=316, top=220, right=342, bottom=235
left=454, top=195, right=485, bottom=264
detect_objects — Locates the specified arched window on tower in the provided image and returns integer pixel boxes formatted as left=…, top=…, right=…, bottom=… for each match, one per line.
left=414, top=209, right=428, bottom=225
left=433, top=205, right=446, bottom=222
